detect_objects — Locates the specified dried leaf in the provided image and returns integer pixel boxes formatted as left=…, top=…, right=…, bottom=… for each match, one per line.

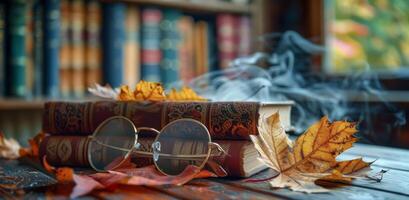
left=132, top=81, right=166, bottom=101
left=42, top=156, right=74, bottom=183
left=0, top=132, right=21, bottom=159
left=71, top=165, right=216, bottom=198
left=117, top=85, right=135, bottom=101
left=250, top=113, right=371, bottom=193
left=166, top=87, right=207, bottom=101
left=19, top=132, right=45, bottom=157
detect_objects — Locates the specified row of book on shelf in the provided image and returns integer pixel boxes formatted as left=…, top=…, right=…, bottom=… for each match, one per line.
left=0, top=0, right=252, bottom=99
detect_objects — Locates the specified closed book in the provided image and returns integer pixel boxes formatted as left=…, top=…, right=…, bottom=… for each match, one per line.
left=6, top=0, right=27, bottom=97
left=42, top=101, right=292, bottom=140
left=33, top=0, right=43, bottom=97
left=160, top=9, right=181, bottom=87
left=39, top=136, right=267, bottom=177
left=141, top=7, right=162, bottom=82
left=25, top=1, right=34, bottom=98
left=59, top=0, right=71, bottom=98
left=178, top=16, right=195, bottom=85
left=124, top=5, right=140, bottom=88
left=85, top=0, right=102, bottom=90
left=207, top=19, right=218, bottom=72
left=70, top=0, right=86, bottom=98
left=43, top=0, right=61, bottom=98
left=194, top=21, right=207, bottom=76
left=102, top=2, right=125, bottom=88
left=0, top=3, right=5, bottom=96
left=216, top=14, right=236, bottom=69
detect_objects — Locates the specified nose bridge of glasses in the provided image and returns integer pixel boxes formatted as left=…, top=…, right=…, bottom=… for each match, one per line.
left=136, top=127, right=160, bottom=135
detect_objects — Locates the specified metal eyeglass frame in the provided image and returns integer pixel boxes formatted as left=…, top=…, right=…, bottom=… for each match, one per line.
left=87, top=116, right=227, bottom=176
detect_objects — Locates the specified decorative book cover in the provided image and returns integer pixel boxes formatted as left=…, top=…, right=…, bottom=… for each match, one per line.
left=102, top=2, right=125, bottom=88
left=160, top=9, right=181, bottom=87
left=85, top=0, right=102, bottom=90
left=39, top=136, right=263, bottom=177
left=178, top=16, right=195, bottom=85
left=42, top=101, right=261, bottom=140
left=43, top=0, right=61, bottom=98
left=216, top=14, right=236, bottom=69
left=6, top=0, right=27, bottom=97
left=59, top=0, right=71, bottom=98
left=71, top=0, right=86, bottom=98
left=141, top=7, right=162, bottom=82
left=124, top=5, right=140, bottom=87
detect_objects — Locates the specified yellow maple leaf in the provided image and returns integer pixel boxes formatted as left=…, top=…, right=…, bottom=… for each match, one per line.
left=118, top=85, right=135, bottom=101
left=250, top=113, right=371, bottom=193
left=166, top=87, right=207, bottom=101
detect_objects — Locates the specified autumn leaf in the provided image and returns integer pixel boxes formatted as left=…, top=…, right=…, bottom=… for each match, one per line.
left=19, top=132, right=45, bottom=157
left=250, top=113, right=371, bottom=193
left=133, top=80, right=166, bottom=101
left=166, top=87, right=208, bottom=101
left=0, top=132, right=21, bottom=159
left=42, top=156, right=74, bottom=183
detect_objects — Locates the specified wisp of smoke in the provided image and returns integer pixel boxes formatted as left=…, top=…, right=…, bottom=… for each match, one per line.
left=186, top=31, right=406, bottom=145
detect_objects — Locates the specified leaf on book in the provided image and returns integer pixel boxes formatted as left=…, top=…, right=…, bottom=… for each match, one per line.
left=0, top=132, right=21, bottom=159
left=88, top=83, right=119, bottom=99
left=250, top=113, right=371, bottom=193
left=132, top=80, right=167, bottom=101
left=42, top=156, right=74, bottom=183
left=166, top=87, right=207, bottom=101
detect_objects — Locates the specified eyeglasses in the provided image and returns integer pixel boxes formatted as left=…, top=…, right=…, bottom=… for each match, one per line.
left=87, top=116, right=226, bottom=176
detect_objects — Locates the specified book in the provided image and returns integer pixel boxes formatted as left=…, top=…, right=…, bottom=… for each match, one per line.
left=32, top=0, right=43, bottom=97
left=6, top=0, right=27, bottom=97
left=85, top=0, right=102, bottom=90
left=216, top=14, right=236, bottom=69
left=194, top=21, right=208, bottom=76
left=141, top=7, right=162, bottom=82
left=124, top=5, right=140, bottom=88
left=43, top=0, right=61, bottom=98
left=101, top=2, right=125, bottom=88
left=70, top=0, right=86, bottom=98
left=39, top=136, right=267, bottom=177
left=25, top=1, right=34, bottom=98
left=178, top=16, right=195, bottom=85
left=236, top=16, right=251, bottom=57
left=42, top=101, right=292, bottom=140
left=0, top=2, right=5, bottom=96
left=160, top=9, right=181, bottom=87
left=59, top=0, right=71, bottom=98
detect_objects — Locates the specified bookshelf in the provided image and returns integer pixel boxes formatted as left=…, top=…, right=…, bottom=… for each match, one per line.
left=0, top=0, right=268, bottom=111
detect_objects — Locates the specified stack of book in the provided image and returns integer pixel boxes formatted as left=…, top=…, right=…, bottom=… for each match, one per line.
left=39, top=101, right=292, bottom=177
left=0, top=0, right=252, bottom=99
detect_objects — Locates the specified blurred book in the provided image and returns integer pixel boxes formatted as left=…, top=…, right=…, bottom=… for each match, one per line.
left=141, top=7, right=162, bottom=82
left=0, top=2, right=5, bottom=97
left=124, top=5, right=140, bottom=88
left=178, top=16, right=195, bottom=84
left=59, top=0, right=71, bottom=98
left=102, top=2, right=125, bottom=88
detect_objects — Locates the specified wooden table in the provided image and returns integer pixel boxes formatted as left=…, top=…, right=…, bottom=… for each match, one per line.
left=1, top=143, right=408, bottom=199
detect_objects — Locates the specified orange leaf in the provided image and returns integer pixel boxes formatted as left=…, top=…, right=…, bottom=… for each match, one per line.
left=117, top=85, right=135, bottom=101
left=166, top=87, right=207, bottom=101
left=133, top=80, right=166, bottom=101
left=56, top=167, right=74, bottom=183
left=42, top=156, right=56, bottom=172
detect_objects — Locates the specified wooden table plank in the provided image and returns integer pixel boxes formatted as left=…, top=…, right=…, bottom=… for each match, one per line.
left=215, top=169, right=409, bottom=200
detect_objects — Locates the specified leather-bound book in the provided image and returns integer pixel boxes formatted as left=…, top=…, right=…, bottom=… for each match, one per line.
left=42, top=101, right=292, bottom=140
left=39, top=136, right=267, bottom=177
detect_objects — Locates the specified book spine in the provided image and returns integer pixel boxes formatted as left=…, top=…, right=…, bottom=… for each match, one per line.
left=7, top=0, right=27, bottom=97
left=216, top=14, right=236, bottom=69
left=39, top=136, right=248, bottom=177
left=59, top=0, right=71, bottom=98
left=42, top=101, right=260, bottom=140
left=124, top=5, right=140, bottom=87
left=160, top=9, right=181, bottom=87
left=141, top=7, right=162, bottom=82
left=25, top=1, right=34, bottom=98
left=33, top=0, right=43, bottom=97
left=101, top=2, right=125, bottom=88
left=43, top=0, right=61, bottom=98
left=237, top=16, right=251, bottom=56
left=71, top=0, right=85, bottom=98
left=0, top=3, right=5, bottom=96
left=178, top=16, right=195, bottom=85
left=207, top=19, right=218, bottom=72
left=85, top=0, right=102, bottom=90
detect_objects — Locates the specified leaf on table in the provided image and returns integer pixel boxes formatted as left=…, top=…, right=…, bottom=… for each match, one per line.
left=0, top=132, right=21, bottom=159
left=166, top=87, right=208, bottom=101
left=71, top=165, right=216, bottom=198
left=42, top=156, right=74, bottom=183
left=250, top=113, right=371, bottom=193
left=19, top=132, right=45, bottom=158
